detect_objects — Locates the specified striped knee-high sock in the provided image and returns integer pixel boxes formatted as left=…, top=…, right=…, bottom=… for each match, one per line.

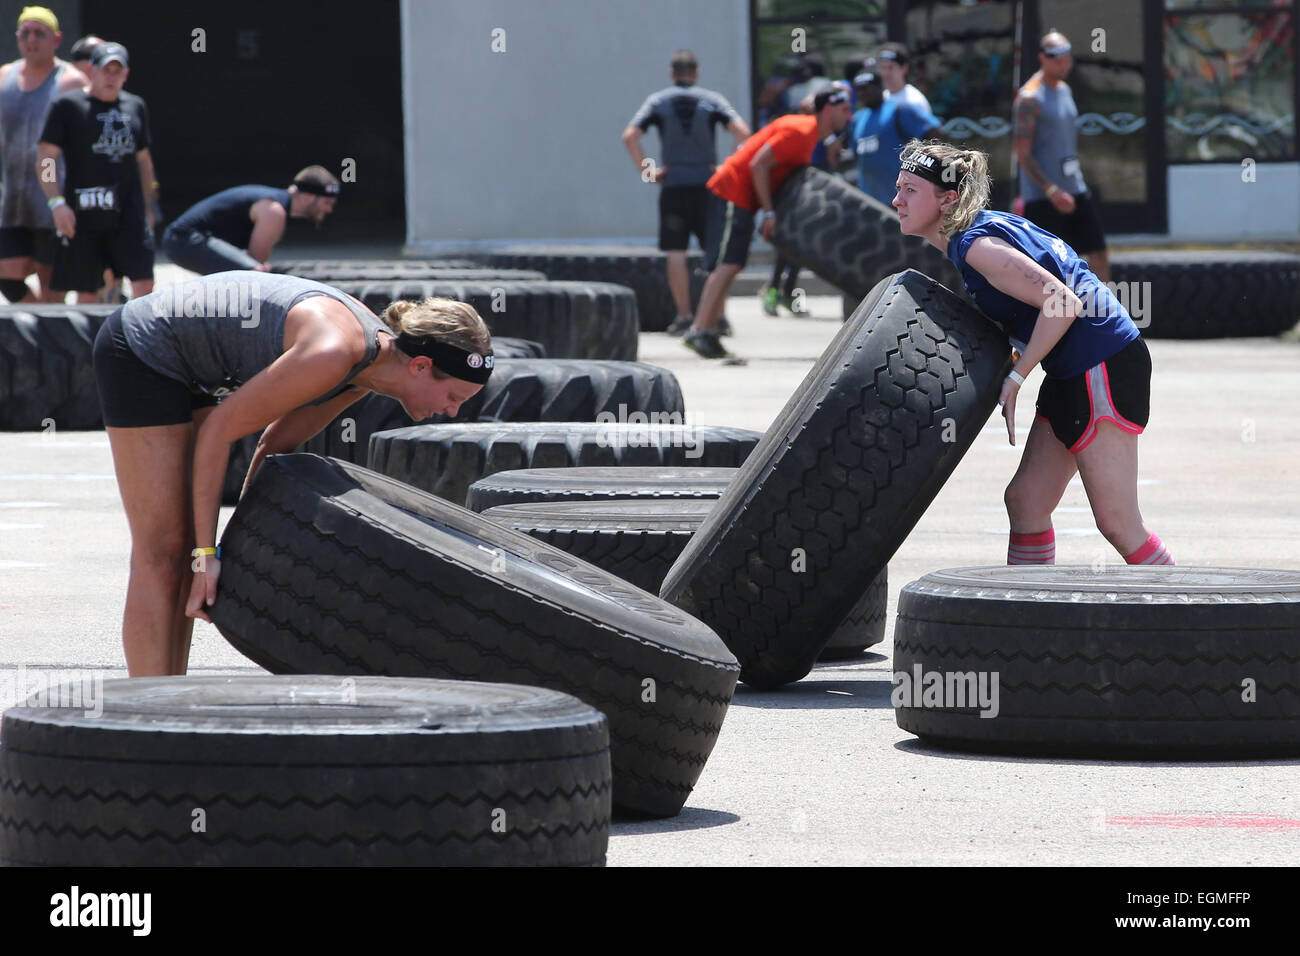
left=1125, top=533, right=1174, bottom=566
left=1008, top=528, right=1055, bottom=565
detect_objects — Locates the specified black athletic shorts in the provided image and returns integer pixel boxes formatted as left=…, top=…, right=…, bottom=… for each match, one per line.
left=704, top=201, right=756, bottom=271
left=659, top=185, right=720, bottom=252
left=1023, top=191, right=1107, bottom=257
left=0, top=226, right=58, bottom=264
left=1036, top=336, right=1151, bottom=453
left=52, top=212, right=154, bottom=292
left=92, top=310, right=218, bottom=427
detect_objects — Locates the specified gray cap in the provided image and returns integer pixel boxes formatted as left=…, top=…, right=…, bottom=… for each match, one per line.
left=91, top=41, right=128, bottom=68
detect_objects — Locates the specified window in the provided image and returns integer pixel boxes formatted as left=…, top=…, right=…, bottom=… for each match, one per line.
left=1164, top=3, right=1296, bottom=162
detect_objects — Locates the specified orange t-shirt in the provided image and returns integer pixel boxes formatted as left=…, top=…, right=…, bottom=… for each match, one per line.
left=707, top=114, right=820, bottom=211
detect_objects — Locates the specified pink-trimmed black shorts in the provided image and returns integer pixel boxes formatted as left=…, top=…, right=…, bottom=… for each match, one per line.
left=1035, top=336, right=1151, bottom=453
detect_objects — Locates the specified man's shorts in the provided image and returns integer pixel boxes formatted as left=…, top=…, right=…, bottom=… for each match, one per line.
left=1036, top=336, right=1150, bottom=453
left=659, top=185, right=720, bottom=252
left=1023, top=191, right=1107, bottom=256
left=51, top=212, right=154, bottom=292
left=0, top=226, right=58, bottom=264
left=704, top=201, right=756, bottom=271
left=162, top=224, right=261, bottom=275
left=92, top=309, right=218, bottom=428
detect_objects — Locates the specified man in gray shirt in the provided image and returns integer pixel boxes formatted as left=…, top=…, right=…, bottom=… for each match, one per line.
left=1013, top=31, right=1110, bottom=281
left=622, top=50, right=750, bottom=334
left=0, top=6, right=88, bottom=301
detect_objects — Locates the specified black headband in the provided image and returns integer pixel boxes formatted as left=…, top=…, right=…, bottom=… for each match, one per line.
left=293, top=179, right=340, bottom=197
left=396, top=333, right=493, bottom=384
left=899, top=148, right=963, bottom=189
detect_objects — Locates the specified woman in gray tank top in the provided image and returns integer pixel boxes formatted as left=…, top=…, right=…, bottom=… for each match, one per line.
left=91, top=271, right=493, bottom=676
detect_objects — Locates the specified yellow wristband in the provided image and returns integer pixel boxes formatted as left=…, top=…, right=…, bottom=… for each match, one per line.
left=1046, top=185, right=1059, bottom=197
left=192, top=547, right=219, bottom=558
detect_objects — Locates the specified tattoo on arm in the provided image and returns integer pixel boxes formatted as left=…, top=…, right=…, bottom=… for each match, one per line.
left=1013, top=98, right=1055, bottom=194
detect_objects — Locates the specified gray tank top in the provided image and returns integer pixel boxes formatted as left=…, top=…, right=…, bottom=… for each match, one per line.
left=120, top=271, right=390, bottom=405
left=0, top=61, right=67, bottom=228
left=1019, top=77, right=1087, bottom=202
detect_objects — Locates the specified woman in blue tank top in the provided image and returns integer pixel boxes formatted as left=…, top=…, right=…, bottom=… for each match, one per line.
left=91, top=274, right=493, bottom=676
left=892, top=140, right=1173, bottom=568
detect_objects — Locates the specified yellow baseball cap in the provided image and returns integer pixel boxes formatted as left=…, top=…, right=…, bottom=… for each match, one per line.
left=17, top=7, right=59, bottom=32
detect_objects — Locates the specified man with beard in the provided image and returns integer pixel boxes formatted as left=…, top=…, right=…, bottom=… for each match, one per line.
left=162, top=165, right=339, bottom=274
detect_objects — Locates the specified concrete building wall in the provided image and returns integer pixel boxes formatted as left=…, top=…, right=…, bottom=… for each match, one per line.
left=1168, top=163, right=1300, bottom=241
left=401, top=0, right=751, bottom=247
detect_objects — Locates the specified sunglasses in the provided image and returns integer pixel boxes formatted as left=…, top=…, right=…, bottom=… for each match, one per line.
left=17, top=28, right=51, bottom=40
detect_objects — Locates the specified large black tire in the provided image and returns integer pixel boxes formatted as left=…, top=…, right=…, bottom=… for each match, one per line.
left=321, top=279, right=638, bottom=361
left=773, top=166, right=967, bottom=301
left=467, top=465, right=738, bottom=512
left=817, top=567, right=888, bottom=661
left=1109, top=250, right=1300, bottom=339
left=273, top=259, right=546, bottom=281
left=368, top=422, right=762, bottom=506
left=893, top=566, right=1300, bottom=755
left=471, top=245, right=706, bottom=332
left=0, top=675, right=610, bottom=865
left=221, top=359, right=685, bottom=503
left=210, top=454, right=740, bottom=818
left=660, top=270, right=1010, bottom=689
left=0, top=305, right=116, bottom=430
left=484, top=498, right=889, bottom=652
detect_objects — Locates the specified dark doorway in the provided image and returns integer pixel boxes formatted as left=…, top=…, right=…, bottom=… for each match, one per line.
left=80, top=0, right=404, bottom=241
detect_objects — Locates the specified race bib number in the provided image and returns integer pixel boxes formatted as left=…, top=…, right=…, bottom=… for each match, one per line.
left=856, top=135, right=880, bottom=155
left=75, top=186, right=117, bottom=211
left=1061, top=157, right=1082, bottom=179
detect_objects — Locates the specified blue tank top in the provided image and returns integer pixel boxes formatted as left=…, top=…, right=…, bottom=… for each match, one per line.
left=169, top=185, right=292, bottom=248
left=946, top=209, right=1138, bottom=379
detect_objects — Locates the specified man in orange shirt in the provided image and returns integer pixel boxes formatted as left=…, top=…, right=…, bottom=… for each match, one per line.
left=685, top=85, right=852, bottom=359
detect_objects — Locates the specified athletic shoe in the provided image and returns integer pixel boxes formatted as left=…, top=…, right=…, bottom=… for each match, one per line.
left=779, top=292, right=809, bottom=316
left=666, top=315, right=693, bottom=336
left=717, top=316, right=733, bottom=336
left=760, top=286, right=779, bottom=317
left=682, top=329, right=730, bottom=360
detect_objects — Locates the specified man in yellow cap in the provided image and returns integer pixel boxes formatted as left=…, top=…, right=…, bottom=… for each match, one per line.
left=0, top=7, right=89, bottom=302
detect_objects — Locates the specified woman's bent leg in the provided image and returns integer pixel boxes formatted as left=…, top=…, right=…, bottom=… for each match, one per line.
left=1075, top=419, right=1172, bottom=563
left=1003, top=417, right=1077, bottom=563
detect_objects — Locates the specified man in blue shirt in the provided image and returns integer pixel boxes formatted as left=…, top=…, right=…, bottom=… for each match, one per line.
left=851, top=70, right=941, bottom=205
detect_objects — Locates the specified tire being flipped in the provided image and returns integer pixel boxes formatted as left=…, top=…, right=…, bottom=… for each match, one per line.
left=0, top=675, right=610, bottom=866
left=772, top=166, right=968, bottom=302
left=894, top=566, right=1300, bottom=755
left=210, top=454, right=739, bottom=818
left=221, top=358, right=684, bottom=504
left=368, top=422, right=761, bottom=506
left=470, top=245, right=706, bottom=332
left=322, top=278, right=638, bottom=361
left=660, top=271, right=1010, bottom=689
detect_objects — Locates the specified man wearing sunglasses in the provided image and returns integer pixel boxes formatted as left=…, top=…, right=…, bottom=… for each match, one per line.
left=0, top=6, right=90, bottom=301
left=1013, top=31, right=1110, bottom=282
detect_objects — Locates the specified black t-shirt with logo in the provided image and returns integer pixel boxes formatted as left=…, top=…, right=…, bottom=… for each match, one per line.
left=40, top=90, right=151, bottom=228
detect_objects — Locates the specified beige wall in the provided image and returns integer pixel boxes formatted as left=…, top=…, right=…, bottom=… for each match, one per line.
left=401, top=0, right=751, bottom=246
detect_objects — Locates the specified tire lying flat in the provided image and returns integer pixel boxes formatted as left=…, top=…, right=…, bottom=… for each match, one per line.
left=274, top=260, right=547, bottom=282
left=0, top=675, right=610, bottom=866
left=222, top=358, right=684, bottom=504
left=660, top=270, right=1010, bottom=689
left=894, top=566, right=1300, bottom=755
left=369, top=422, right=761, bottom=507
left=1110, top=250, right=1300, bottom=338
left=772, top=166, right=967, bottom=302
left=0, top=306, right=116, bottom=430
left=483, top=497, right=889, bottom=654
left=211, top=454, right=740, bottom=818
left=470, top=245, right=706, bottom=332
left=467, top=465, right=739, bottom=512
left=322, top=278, right=638, bottom=360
